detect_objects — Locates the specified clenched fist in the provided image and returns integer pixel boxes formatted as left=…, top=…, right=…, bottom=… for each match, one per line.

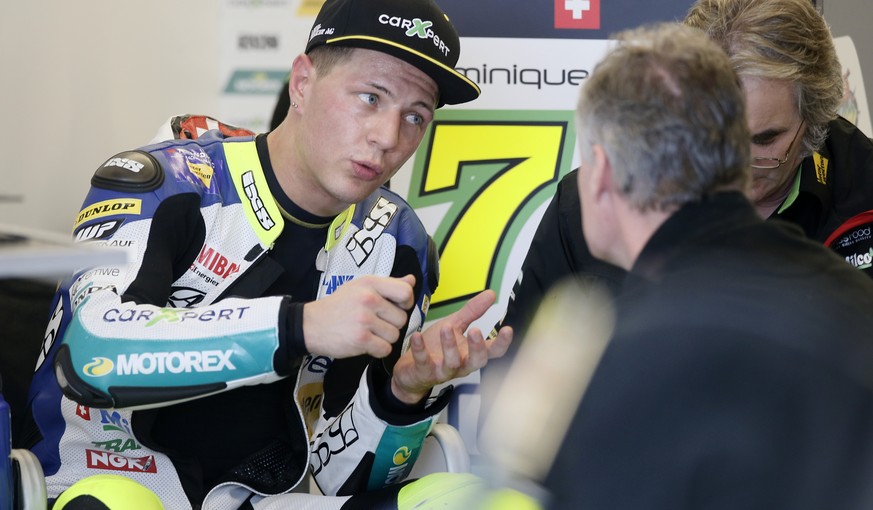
left=302, top=274, right=416, bottom=359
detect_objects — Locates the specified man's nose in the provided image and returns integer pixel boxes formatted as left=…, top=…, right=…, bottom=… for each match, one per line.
left=367, top=110, right=401, bottom=150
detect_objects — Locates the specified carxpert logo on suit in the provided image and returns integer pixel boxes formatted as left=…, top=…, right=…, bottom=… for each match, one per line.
left=555, top=0, right=601, bottom=30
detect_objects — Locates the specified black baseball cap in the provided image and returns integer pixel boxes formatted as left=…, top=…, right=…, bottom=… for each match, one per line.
left=305, top=0, right=480, bottom=107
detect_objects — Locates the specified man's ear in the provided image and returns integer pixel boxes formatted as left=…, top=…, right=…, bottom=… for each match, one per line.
left=589, top=144, right=615, bottom=203
left=288, top=53, right=315, bottom=110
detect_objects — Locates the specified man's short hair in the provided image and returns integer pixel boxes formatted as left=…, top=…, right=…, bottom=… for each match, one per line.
left=576, top=23, right=750, bottom=213
left=307, top=45, right=356, bottom=76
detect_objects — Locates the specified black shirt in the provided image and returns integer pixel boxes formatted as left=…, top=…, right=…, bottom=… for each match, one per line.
left=544, top=192, right=873, bottom=510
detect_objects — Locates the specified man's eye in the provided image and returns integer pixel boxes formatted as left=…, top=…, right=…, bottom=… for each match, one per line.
left=359, top=93, right=378, bottom=106
left=405, top=113, right=424, bottom=126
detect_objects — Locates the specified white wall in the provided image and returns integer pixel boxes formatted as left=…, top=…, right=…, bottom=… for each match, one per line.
left=0, top=1, right=221, bottom=234
left=825, top=0, right=873, bottom=126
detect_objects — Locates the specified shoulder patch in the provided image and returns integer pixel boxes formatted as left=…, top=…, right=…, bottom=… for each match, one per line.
left=91, top=150, right=164, bottom=192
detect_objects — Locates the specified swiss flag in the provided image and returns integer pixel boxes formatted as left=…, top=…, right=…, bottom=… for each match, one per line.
left=75, top=404, right=91, bottom=420
left=555, top=0, right=601, bottom=30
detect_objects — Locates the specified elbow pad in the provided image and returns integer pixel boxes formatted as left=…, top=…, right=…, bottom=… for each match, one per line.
left=54, top=291, right=286, bottom=410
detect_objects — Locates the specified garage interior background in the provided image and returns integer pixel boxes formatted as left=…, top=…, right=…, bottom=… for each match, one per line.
left=1, top=0, right=869, bottom=236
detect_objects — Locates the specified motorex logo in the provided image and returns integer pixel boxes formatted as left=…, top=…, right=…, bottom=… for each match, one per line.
left=84, top=357, right=115, bottom=377
left=82, top=350, right=236, bottom=377
left=378, top=14, right=451, bottom=57
left=393, top=446, right=412, bottom=465
left=385, top=445, right=413, bottom=485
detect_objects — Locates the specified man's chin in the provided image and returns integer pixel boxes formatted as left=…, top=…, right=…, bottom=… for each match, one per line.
left=747, top=188, right=767, bottom=205
left=335, top=183, right=385, bottom=208
left=585, top=238, right=611, bottom=265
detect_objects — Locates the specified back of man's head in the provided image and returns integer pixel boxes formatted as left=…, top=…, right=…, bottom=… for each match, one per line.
left=576, top=23, right=750, bottom=213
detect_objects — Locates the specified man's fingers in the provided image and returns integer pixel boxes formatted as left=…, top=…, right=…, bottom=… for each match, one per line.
left=440, top=326, right=462, bottom=369
left=363, top=275, right=415, bottom=329
left=398, top=274, right=416, bottom=288
left=359, top=274, right=415, bottom=310
left=365, top=336, right=393, bottom=359
left=373, top=299, right=409, bottom=330
left=410, top=332, right=430, bottom=366
left=303, top=274, right=419, bottom=360
left=466, top=327, right=489, bottom=369
left=367, top=312, right=406, bottom=344
left=486, top=325, right=513, bottom=359
left=385, top=274, right=416, bottom=308
left=450, top=289, right=497, bottom=330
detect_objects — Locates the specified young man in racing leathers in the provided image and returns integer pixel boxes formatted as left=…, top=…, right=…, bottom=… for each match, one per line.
left=21, top=0, right=512, bottom=508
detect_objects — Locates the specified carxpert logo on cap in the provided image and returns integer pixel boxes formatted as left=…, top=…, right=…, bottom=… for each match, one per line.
left=555, top=0, right=601, bottom=30
left=309, top=14, right=452, bottom=56
left=375, top=13, right=453, bottom=57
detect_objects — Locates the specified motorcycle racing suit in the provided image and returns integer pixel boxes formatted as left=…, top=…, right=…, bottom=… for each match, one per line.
left=22, top=117, right=446, bottom=509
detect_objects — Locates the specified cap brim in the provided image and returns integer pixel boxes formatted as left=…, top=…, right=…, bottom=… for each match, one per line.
left=323, top=35, right=480, bottom=107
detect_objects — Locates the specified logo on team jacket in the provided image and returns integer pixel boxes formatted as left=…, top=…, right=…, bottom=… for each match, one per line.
left=346, top=197, right=398, bottom=266
left=393, top=446, right=412, bottom=465
left=74, top=219, right=124, bottom=242
left=83, top=357, right=115, bottom=377
left=242, top=170, right=276, bottom=230
left=86, top=450, right=157, bottom=474
left=74, top=200, right=142, bottom=229
left=82, top=350, right=236, bottom=378
left=385, top=445, right=413, bottom=485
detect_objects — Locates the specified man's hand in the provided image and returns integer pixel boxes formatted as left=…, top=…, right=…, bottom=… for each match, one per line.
left=303, top=274, right=415, bottom=359
left=391, top=289, right=513, bottom=404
